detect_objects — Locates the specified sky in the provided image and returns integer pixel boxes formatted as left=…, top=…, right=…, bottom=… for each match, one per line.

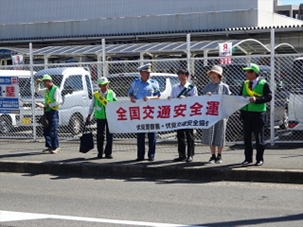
left=280, top=0, right=303, bottom=5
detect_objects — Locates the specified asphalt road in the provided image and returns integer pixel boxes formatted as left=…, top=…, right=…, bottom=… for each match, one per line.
left=1, top=173, right=302, bottom=227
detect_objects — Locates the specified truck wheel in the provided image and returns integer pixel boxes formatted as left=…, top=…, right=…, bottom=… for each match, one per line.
left=0, top=116, right=13, bottom=135
left=69, top=115, right=83, bottom=135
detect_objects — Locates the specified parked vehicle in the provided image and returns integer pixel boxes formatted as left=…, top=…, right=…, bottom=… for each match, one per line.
left=0, top=70, right=34, bottom=134
left=288, top=93, right=303, bottom=130
left=20, top=67, right=93, bottom=135
left=105, top=72, right=179, bottom=100
left=287, top=57, right=303, bottom=131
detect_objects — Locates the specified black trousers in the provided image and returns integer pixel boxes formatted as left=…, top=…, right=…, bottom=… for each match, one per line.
left=96, top=119, right=113, bottom=156
left=136, top=132, right=156, bottom=159
left=176, top=129, right=195, bottom=158
left=242, top=111, right=266, bottom=162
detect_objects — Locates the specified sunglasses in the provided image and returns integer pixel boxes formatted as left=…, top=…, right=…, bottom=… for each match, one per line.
left=245, top=70, right=255, bottom=73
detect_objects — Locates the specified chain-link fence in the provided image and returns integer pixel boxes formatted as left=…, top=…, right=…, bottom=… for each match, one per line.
left=1, top=53, right=303, bottom=145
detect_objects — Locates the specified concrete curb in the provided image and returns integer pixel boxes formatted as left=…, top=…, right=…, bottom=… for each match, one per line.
left=1, top=161, right=302, bottom=184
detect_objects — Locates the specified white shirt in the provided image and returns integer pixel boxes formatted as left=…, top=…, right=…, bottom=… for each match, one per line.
left=35, top=84, right=62, bottom=108
left=170, top=81, right=198, bottom=98
left=88, top=90, right=108, bottom=115
left=251, top=77, right=260, bottom=89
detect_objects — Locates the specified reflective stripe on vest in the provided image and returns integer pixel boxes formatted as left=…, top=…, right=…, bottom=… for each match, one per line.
left=244, top=80, right=262, bottom=97
left=93, top=91, right=108, bottom=107
left=94, top=90, right=114, bottom=119
left=44, top=85, right=59, bottom=112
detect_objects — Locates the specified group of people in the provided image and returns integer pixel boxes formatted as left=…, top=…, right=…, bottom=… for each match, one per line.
left=37, top=62, right=272, bottom=167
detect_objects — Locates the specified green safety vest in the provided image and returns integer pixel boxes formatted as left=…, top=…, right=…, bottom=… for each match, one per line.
left=94, top=90, right=117, bottom=119
left=241, top=79, right=267, bottom=112
left=44, top=85, right=59, bottom=112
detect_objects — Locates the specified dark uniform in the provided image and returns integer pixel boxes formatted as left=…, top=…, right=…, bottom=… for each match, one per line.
left=240, top=64, right=272, bottom=166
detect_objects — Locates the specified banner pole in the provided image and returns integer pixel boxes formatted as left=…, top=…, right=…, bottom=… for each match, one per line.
left=29, top=43, right=36, bottom=141
left=270, top=29, right=275, bottom=146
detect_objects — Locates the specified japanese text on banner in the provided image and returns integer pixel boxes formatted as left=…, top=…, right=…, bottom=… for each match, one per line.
left=106, top=95, right=249, bottom=133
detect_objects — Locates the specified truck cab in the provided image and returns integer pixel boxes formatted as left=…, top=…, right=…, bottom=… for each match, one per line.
left=20, top=67, right=93, bottom=135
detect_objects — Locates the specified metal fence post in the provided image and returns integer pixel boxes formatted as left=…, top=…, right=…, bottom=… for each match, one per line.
left=29, top=43, right=37, bottom=141
left=186, top=33, right=191, bottom=74
left=102, top=39, right=106, bottom=77
left=270, top=29, right=275, bottom=146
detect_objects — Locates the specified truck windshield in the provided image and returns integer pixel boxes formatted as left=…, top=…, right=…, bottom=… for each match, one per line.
left=20, top=75, right=63, bottom=97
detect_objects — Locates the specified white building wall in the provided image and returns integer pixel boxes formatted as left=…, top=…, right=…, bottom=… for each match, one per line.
left=0, top=0, right=302, bottom=41
left=0, top=10, right=284, bottom=40
left=257, top=10, right=303, bottom=26
left=0, top=0, right=267, bottom=24
left=258, top=0, right=274, bottom=12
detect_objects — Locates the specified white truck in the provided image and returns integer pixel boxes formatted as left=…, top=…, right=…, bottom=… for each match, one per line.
left=20, top=67, right=93, bottom=135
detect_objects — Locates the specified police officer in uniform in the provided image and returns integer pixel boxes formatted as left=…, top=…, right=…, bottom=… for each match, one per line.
left=240, top=63, right=272, bottom=166
left=128, top=63, right=160, bottom=161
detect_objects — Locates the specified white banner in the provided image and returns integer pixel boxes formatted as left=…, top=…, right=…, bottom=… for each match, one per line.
left=106, top=95, right=249, bottom=133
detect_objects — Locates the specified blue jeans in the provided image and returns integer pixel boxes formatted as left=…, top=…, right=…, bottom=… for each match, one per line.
left=43, top=110, right=59, bottom=149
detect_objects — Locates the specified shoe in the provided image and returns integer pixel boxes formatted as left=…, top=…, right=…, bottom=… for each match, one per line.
left=241, top=160, right=252, bottom=165
left=51, top=148, right=60, bottom=154
left=186, top=156, right=193, bottom=162
left=208, top=156, right=216, bottom=164
left=105, top=155, right=113, bottom=159
left=255, top=161, right=263, bottom=166
left=136, top=157, right=144, bottom=161
left=147, top=154, right=155, bottom=161
left=97, top=153, right=103, bottom=159
left=173, top=156, right=186, bottom=162
left=215, top=156, right=222, bottom=164
left=148, top=157, right=154, bottom=161
left=42, top=148, right=52, bottom=153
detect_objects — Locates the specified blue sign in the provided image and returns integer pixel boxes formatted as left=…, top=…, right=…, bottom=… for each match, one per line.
left=0, top=76, right=20, bottom=114
left=0, top=49, right=17, bottom=58
left=0, top=98, right=19, bottom=108
left=0, top=76, right=15, bottom=85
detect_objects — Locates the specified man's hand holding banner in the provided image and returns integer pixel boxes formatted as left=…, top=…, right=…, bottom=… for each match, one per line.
left=106, top=95, right=249, bottom=134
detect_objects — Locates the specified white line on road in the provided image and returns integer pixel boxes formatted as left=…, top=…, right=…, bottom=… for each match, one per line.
left=0, top=210, right=204, bottom=227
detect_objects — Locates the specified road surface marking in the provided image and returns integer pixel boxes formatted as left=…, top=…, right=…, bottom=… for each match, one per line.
left=0, top=210, right=204, bottom=226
